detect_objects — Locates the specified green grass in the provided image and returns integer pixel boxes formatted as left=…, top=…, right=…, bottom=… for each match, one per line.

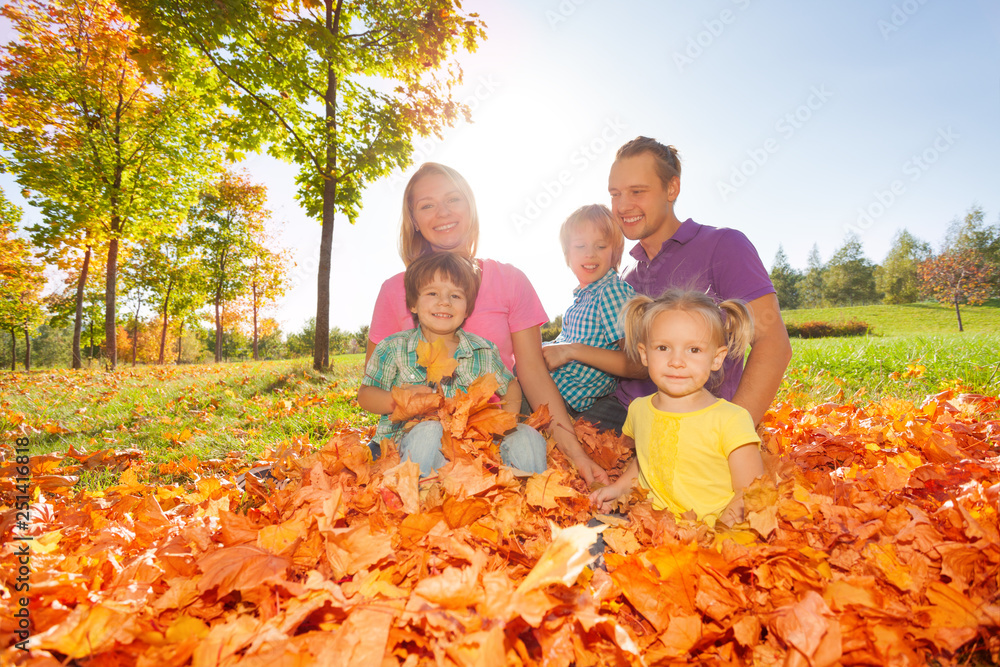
left=781, top=332, right=1000, bottom=403
left=0, top=356, right=374, bottom=474
left=782, top=299, right=1000, bottom=336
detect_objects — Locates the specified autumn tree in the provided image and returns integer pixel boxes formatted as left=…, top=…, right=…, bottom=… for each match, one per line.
left=875, top=229, right=932, bottom=305
left=918, top=251, right=994, bottom=331
left=0, top=0, right=223, bottom=369
left=823, top=233, right=880, bottom=306
left=127, top=0, right=487, bottom=370
left=0, top=195, right=46, bottom=370
left=800, top=244, right=826, bottom=308
left=243, top=228, right=291, bottom=361
left=769, top=245, right=802, bottom=310
left=189, top=171, right=269, bottom=363
left=944, top=205, right=1000, bottom=296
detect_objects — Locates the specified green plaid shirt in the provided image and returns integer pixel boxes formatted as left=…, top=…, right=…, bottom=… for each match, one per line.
left=548, top=269, right=635, bottom=411
left=362, top=327, right=514, bottom=443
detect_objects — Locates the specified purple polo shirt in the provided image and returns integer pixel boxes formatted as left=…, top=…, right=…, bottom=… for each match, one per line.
left=615, top=218, right=775, bottom=406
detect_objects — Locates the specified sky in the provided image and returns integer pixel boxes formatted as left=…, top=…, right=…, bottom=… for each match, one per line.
left=4, top=1, right=1000, bottom=336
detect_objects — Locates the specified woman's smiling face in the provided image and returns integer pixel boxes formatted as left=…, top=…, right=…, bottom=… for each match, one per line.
left=410, top=173, right=474, bottom=255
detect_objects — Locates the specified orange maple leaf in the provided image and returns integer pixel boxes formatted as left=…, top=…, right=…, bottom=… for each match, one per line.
left=389, top=385, right=442, bottom=422
left=417, top=337, right=458, bottom=385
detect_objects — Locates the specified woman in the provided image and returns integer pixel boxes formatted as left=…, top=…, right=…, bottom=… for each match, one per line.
left=366, top=162, right=610, bottom=486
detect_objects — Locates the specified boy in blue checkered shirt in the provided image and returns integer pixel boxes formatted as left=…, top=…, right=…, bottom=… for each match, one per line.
left=359, top=251, right=547, bottom=476
left=542, top=205, right=644, bottom=433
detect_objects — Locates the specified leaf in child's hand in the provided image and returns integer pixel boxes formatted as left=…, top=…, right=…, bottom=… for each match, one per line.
left=389, top=385, right=442, bottom=422
left=416, top=338, right=459, bottom=385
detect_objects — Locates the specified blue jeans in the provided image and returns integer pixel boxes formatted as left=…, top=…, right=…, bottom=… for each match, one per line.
left=381, top=420, right=548, bottom=477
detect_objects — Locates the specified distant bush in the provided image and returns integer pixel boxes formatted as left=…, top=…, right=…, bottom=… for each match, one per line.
left=786, top=318, right=872, bottom=339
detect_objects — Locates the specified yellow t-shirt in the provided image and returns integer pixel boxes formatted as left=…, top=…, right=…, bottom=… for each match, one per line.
left=623, top=395, right=761, bottom=522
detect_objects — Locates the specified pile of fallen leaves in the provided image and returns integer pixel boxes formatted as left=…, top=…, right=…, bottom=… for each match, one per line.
left=1, top=382, right=998, bottom=666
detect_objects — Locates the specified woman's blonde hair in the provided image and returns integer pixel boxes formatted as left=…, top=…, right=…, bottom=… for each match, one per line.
left=399, top=162, right=480, bottom=267
left=621, top=289, right=754, bottom=390
left=559, top=204, right=625, bottom=270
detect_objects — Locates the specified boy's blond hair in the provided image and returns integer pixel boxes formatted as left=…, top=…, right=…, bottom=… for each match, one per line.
left=558, top=204, right=625, bottom=270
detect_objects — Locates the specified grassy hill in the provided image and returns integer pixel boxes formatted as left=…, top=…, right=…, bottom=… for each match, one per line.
left=780, top=299, right=1000, bottom=336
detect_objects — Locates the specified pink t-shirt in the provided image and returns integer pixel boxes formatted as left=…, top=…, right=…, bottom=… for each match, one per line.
left=369, top=258, right=548, bottom=372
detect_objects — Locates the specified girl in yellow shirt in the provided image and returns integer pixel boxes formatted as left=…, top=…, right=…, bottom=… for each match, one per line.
left=589, top=289, right=765, bottom=527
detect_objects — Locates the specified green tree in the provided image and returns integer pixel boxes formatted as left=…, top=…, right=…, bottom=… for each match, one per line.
left=800, top=244, right=826, bottom=308
left=769, top=245, right=802, bottom=310
left=243, top=227, right=291, bottom=361
left=0, top=0, right=223, bottom=369
left=128, top=0, right=487, bottom=370
left=876, top=229, right=932, bottom=304
left=823, top=233, right=879, bottom=306
left=189, top=171, right=269, bottom=363
left=0, top=196, right=46, bottom=370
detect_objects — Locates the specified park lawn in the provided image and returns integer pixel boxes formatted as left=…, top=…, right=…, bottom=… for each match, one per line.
left=781, top=299, right=1000, bottom=336
left=0, top=355, right=374, bottom=487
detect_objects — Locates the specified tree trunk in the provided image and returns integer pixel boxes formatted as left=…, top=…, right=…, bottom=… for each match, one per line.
left=314, top=0, right=342, bottom=372
left=954, top=294, right=964, bottom=332
left=158, top=280, right=173, bottom=365
left=23, top=322, right=31, bottom=371
left=72, top=245, right=92, bottom=369
left=252, top=281, right=259, bottom=361
left=176, top=320, right=184, bottom=365
left=214, top=288, right=223, bottom=363
left=10, top=328, right=15, bottom=371
left=105, top=236, right=119, bottom=369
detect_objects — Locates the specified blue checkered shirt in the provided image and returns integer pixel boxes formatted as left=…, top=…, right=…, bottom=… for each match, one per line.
left=362, top=327, right=514, bottom=443
left=548, top=270, right=635, bottom=411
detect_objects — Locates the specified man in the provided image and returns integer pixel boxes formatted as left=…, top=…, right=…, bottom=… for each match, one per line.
left=548, top=136, right=791, bottom=428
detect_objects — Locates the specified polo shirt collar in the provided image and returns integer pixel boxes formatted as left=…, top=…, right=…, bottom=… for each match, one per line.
left=629, top=218, right=699, bottom=262
left=572, top=269, right=618, bottom=297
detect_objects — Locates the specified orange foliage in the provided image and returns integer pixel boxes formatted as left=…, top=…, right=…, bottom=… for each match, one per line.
left=1, top=390, right=999, bottom=665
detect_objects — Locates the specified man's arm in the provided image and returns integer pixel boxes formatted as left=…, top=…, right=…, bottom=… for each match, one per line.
left=731, top=293, right=792, bottom=425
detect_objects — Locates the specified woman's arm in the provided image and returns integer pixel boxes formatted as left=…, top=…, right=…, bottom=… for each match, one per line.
left=542, top=340, right=648, bottom=379
left=502, top=378, right=523, bottom=415
left=511, top=326, right=611, bottom=486
left=717, top=443, right=765, bottom=527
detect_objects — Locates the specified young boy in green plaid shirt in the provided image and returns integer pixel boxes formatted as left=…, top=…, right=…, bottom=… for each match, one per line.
left=358, top=251, right=547, bottom=476
left=541, top=205, right=641, bottom=433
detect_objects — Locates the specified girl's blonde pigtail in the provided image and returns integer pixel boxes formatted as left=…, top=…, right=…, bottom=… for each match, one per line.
left=621, top=294, right=653, bottom=363
left=719, top=299, right=755, bottom=359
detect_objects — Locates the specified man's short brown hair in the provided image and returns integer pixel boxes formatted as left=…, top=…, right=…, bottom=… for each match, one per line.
left=615, top=136, right=682, bottom=190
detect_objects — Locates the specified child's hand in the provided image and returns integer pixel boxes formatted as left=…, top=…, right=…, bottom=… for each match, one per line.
left=716, top=496, right=744, bottom=528
left=541, top=343, right=575, bottom=371
left=589, top=482, right=624, bottom=514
